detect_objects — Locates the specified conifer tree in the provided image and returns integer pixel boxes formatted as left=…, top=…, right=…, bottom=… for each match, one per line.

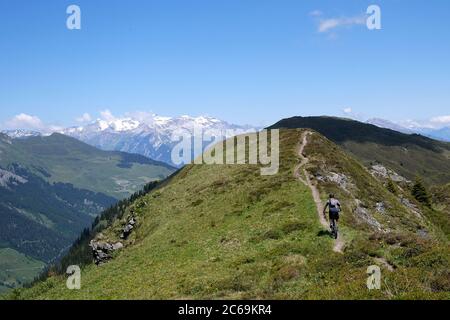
left=411, top=177, right=431, bottom=207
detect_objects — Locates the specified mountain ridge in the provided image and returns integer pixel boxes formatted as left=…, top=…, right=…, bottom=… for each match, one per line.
left=3, top=114, right=258, bottom=167
left=269, top=116, right=450, bottom=185
left=10, top=129, right=449, bottom=299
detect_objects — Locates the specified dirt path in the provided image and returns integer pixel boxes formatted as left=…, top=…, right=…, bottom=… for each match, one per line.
left=294, top=131, right=344, bottom=253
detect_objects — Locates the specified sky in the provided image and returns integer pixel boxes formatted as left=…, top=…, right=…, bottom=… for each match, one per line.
left=1, top=0, right=449, bottom=129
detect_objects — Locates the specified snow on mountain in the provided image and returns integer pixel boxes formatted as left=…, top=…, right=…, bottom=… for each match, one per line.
left=366, top=118, right=450, bottom=142
left=59, top=114, right=258, bottom=166
left=1, top=129, right=42, bottom=139
left=366, top=118, right=414, bottom=134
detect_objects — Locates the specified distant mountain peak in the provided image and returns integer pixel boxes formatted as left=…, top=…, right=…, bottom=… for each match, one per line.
left=56, top=114, right=256, bottom=166
left=365, top=118, right=450, bottom=142
left=366, top=118, right=414, bottom=134
left=1, top=129, right=42, bottom=139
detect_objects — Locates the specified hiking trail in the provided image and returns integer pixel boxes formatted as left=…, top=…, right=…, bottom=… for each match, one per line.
left=294, top=131, right=344, bottom=253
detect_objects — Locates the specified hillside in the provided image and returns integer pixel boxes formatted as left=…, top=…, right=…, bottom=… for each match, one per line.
left=10, top=129, right=449, bottom=300
left=269, top=117, right=450, bottom=185
left=0, top=133, right=175, bottom=293
left=0, top=133, right=175, bottom=199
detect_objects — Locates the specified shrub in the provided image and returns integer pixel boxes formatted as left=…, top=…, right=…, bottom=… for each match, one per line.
left=411, top=177, right=431, bottom=207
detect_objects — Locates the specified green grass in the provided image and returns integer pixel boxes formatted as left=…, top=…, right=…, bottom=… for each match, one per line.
left=0, top=248, right=45, bottom=295
left=0, top=133, right=175, bottom=294
left=9, top=130, right=450, bottom=300
left=270, top=116, right=450, bottom=185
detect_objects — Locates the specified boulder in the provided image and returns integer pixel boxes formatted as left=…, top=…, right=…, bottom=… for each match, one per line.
left=120, top=216, right=137, bottom=239
left=90, top=240, right=124, bottom=265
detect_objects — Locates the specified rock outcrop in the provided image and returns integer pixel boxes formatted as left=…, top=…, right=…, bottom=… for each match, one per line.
left=90, top=240, right=124, bottom=265
left=370, top=164, right=409, bottom=183
left=120, top=215, right=137, bottom=240
left=354, top=200, right=384, bottom=232
left=316, top=171, right=353, bottom=193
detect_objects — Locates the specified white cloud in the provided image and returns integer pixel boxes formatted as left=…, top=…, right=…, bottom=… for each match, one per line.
left=99, top=109, right=116, bottom=122
left=310, top=10, right=366, bottom=34
left=2, top=113, right=63, bottom=133
left=343, top=107, right=353, bottom=114
left=124, top=111, right=159, bottom=125
left=309, top=10, right=322, bottom=17
left=398, top=115, right=450, bottom=129
left=317, top=16, right=366, bottom=33
left=76, top=113, right=92, bottom=123
left=429, top=115, right=450, bottom=126
left=4, top=113, right=45, bottom=130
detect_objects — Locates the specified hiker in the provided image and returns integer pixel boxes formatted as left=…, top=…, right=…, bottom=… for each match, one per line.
left=323, top=193, right=341, bottom=239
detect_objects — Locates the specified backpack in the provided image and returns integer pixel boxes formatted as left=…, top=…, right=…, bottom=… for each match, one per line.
left=329, top=198, right=340, bottom=214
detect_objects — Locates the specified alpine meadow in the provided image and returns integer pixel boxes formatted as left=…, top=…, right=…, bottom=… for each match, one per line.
left=1, top=0, right=450, bottom=309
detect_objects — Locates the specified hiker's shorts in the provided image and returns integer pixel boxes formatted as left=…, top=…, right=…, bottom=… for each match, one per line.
left=329, top=211, right=339, bottom=221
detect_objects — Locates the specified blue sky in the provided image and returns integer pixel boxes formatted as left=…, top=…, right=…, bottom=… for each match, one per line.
left=1, top=0, right=449, bottom=128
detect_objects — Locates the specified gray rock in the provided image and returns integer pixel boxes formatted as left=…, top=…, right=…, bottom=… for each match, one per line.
left=112, top=242, right=124, bottom=250
left=370, top=164, right=410, bottom=183
left=354, top=202, right=383, bottom=231
left=120, top=216, right=137, bottom=239
left=375, top=202, right=386, bottom=213
left=90, top=240, right=123, bottom=265
left=400, top=197, right=422, bottom=218
left=317, top=172, right=352, bottom=192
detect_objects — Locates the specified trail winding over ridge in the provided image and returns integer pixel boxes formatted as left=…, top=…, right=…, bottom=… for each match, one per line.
left=294, top=131, right=344, bottom=253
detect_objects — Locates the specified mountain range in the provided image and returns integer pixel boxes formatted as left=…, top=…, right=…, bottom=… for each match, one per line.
left=3, top=114, right=257, bottom=167
left=366, top=118, right=450, bottom=142
left=10, top=117, right=449, bottom=299
left=270, top=116, right=450, bottom=185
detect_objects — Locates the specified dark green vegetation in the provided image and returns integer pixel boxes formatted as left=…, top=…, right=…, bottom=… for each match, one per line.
left=0, top=133, right=175, bottom=292
left=0, top=164, right=115, bottom=263
left=270, top=116, right=450, bottom=185
left=412, top=178, right=432, bottom=207
left=9, top=130, right=449, bottom=299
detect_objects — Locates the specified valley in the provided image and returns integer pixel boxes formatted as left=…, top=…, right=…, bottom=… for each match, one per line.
left=0, top=133, right=175, bottom=292
left=9, top=127, right=449, bottom=299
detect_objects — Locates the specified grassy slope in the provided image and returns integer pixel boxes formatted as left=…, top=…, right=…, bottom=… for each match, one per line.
left=10, top=130, right=449, bottom=300
left=0, top=133, right=175, bottom=293
left=270, top=117, right=450, bottom=185
left=0, top=249, right=45, bottom=294
left=0, top=133, right=175, bottom=199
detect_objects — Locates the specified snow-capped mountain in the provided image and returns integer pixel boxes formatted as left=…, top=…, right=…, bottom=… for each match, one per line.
left=366, top=118, right=414, bottom=134
left=1, top=129, right=42, bottom=139
left=366, top=118, right=450, bottom=142
left=60, top=114, right=258, bottom=166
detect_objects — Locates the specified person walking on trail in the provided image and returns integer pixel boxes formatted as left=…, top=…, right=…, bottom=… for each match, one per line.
left=323, top=193, right=341, bottom=238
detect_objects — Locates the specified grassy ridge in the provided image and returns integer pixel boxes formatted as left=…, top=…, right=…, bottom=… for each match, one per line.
left=10, top=130, right=450, bottom=299
left=270, top=116, right=450, bottom=185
